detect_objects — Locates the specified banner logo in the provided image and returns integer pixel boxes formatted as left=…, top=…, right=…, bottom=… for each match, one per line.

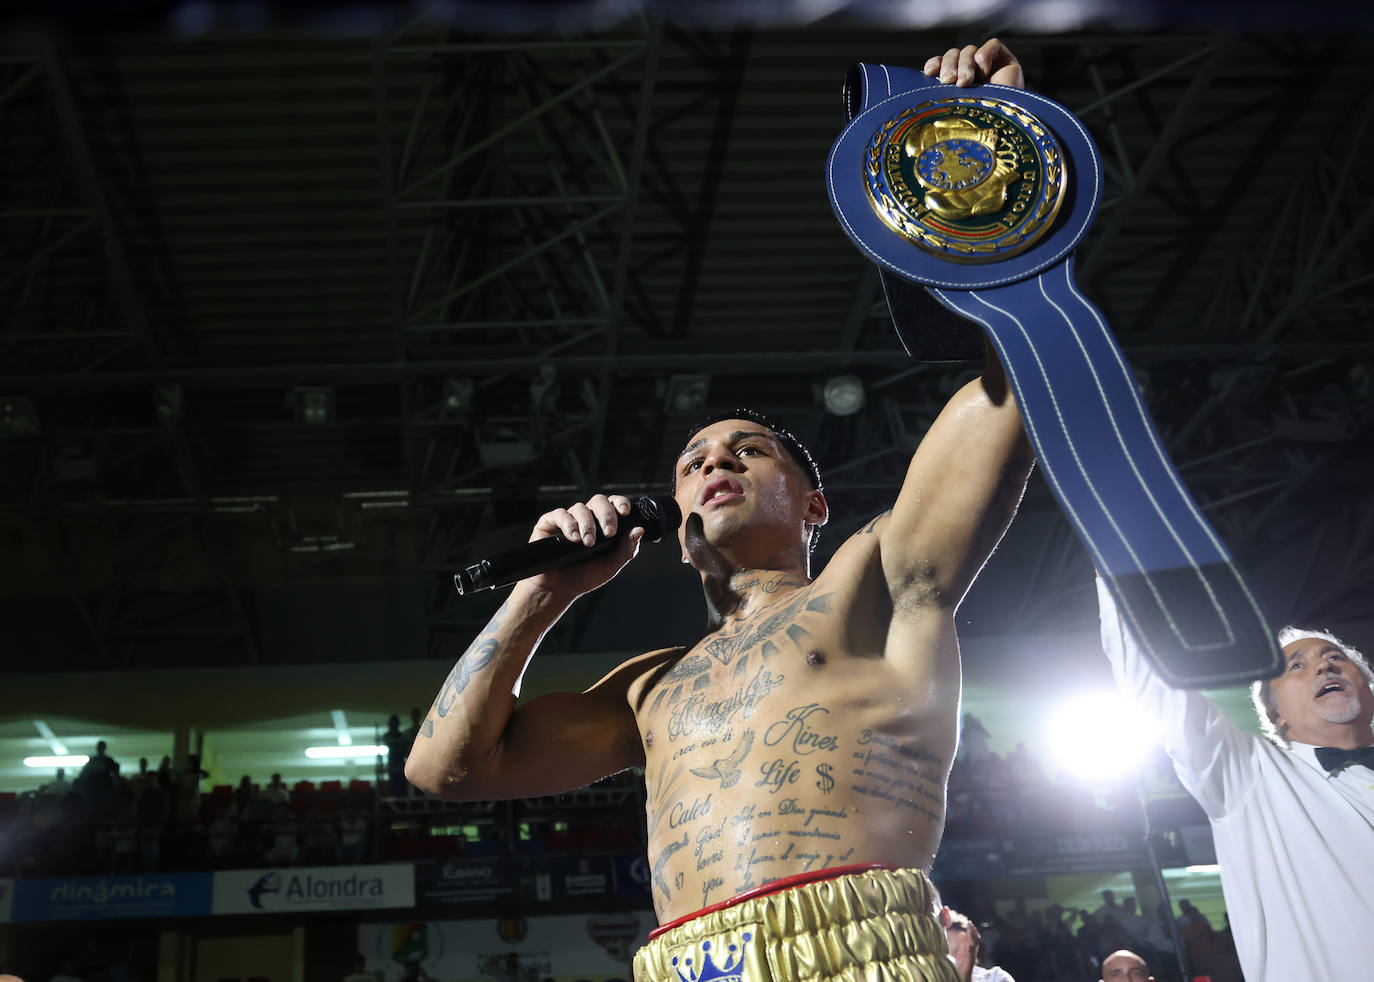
left=247, top=873, right=280, bottom=909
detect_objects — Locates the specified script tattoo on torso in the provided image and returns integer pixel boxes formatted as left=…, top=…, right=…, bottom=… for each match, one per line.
left=637, top=567, right=958, bottom=921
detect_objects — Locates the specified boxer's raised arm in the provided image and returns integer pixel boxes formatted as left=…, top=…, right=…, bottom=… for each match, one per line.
left=869, top=38, right=1033, bottom=610
left=877, top=345, right=1034, bottom=610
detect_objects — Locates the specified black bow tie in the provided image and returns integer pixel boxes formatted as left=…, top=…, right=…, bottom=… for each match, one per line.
left=1313, top=746, right=1374, bottom=775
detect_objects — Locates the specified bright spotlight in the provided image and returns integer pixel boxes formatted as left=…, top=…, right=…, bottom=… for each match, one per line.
left=1047, top=690, right=1158, bottom=783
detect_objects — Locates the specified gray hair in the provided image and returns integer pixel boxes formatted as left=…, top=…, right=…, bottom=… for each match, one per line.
left=1251, top=627, right=1374, bottom=745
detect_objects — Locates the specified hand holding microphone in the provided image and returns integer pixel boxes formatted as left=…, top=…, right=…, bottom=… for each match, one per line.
left=453, top=493, right=683, bottom=595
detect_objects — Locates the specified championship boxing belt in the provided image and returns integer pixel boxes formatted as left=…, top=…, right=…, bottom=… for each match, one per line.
left=827, top=64, right=1281, bottom=688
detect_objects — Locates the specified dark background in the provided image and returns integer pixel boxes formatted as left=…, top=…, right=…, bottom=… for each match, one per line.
left=1, top=3, right=1372, bottom=706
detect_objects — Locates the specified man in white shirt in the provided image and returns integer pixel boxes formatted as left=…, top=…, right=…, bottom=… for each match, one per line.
left=1097, top=578, right=1374, bottom=982
left=1100, top=948, right=1152, bottom=982
left=1114, top=897, right=1169, bottom=959
left=1089, top=888, right=1122, bottom=929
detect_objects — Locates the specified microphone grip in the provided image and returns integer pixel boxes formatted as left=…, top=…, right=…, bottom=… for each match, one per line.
left=453, top=494, right=681, bottom=595
left=454, top=533, right=621, bottom=594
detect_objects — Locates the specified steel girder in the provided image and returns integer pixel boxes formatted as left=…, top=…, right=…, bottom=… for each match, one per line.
left=1, top=29, right=1372, bottom=667
left=1, top=37, right=268, bottom=666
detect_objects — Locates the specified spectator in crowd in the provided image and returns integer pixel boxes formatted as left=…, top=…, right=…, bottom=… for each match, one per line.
left=336, top=806, right=369, bottom=864
left=1174, top=899, right=1209, bottom=933
left=37, top=768, right=72, bottom=797
left=167, top=754, right=208, bottom=869
left=262, top=772, right=291, bottom=807
left=300, top=805, right=339, bottom=865
left=155, top=755, right=176, bottom=794
left=231, top=774, right=261, bottom=821
left=1044, top=906, right=1091, bottom=979
left=1100, top=949, right=1153, bottom=982
left=1175, top=899, right=1214, bottom=978
left=1091, top=890, right=1123, bottom=931
left=403, top=707, right=423, bottom=745
left=961, top=713, right=992, bottom=763
left=382, top=715, right=409, bottom=796
left=76, top=741, right=118, bottom=817
left=104, top=781, right=138, bottom=874
left=206, top=803, right=239, bottom=866
left=127, top=757, right=155, bottom=792
left=263, top=802, right=299, bottom=867
left=178, top=755, right=208, bottom=814
left=992, top=898, right=1041, bottom=980
left=943, top=908, right=1014, bottom=982
left=1114, top=898, right=1147, bottom=948
left=134, top=760, right=170, bottom=872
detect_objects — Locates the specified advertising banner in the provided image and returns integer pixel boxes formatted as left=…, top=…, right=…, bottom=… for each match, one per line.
left=417, top=858, right=518, bottom=908
left=359, top=911, right=655, bottom=982
left=1005, top=833, right=1149, bottom=875
left=612, top=854, right=651, bottom=898
left=550, top=855, right=613, bottom=900
left=10, top=873, right=211, bottom=923
left=212, top=863, right=414, bottom=916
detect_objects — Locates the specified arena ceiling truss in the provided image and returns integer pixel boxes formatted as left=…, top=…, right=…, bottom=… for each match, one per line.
left=1, top=20, right=1372, bottom=674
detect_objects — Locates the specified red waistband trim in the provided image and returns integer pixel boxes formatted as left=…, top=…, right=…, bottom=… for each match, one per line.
left=648, top=863, right=898, bottom=940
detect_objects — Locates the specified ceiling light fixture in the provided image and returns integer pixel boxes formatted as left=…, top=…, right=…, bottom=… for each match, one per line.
left=33, top=720, right=68, bottom=756
left=304, top=745, right=386, bottom=760
left=330, top=709, right=352, bottom=747
left=822, top=375, right=865, bottom=416
left=664, top=374, right=711, bottom=415
left=24, top=755, right=89, bottom=769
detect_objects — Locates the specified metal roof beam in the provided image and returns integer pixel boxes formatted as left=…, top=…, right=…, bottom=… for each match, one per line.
left=36, top=35, right=159, bottom=364
left=585, top=15, right=664, bottom=490
left=13, top=341, right=1374, bottom=393
left=1078, top=41, right=1224, bottom=280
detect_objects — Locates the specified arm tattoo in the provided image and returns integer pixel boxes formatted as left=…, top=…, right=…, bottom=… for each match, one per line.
left=862, top=509, right=892, bottom=534
left=434, top=638, right=499, bottom=717
left=428, top=601, right=510, bottom=723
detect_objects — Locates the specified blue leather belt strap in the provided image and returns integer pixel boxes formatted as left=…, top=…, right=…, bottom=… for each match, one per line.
left=828, top=64, right=1281, bottom=687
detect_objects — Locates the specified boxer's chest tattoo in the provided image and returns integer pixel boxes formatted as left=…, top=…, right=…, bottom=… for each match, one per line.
left=701, top=590, right=836, bottom=668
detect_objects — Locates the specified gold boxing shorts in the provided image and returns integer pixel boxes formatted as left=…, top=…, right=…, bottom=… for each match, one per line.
left=633, top=864, right=959, bottom=982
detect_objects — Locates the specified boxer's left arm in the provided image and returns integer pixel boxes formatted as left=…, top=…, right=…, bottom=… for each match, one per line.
left=872, top=39, right=1033, bottom=614
left=877, top=341, right=1033, bottom=613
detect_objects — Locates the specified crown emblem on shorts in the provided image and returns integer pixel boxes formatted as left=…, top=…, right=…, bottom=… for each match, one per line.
left=671, top=933, right=752, bottom=982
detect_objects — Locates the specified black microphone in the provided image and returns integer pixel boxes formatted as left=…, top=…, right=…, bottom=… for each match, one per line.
left=452, top=494, right=683, bottom=595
